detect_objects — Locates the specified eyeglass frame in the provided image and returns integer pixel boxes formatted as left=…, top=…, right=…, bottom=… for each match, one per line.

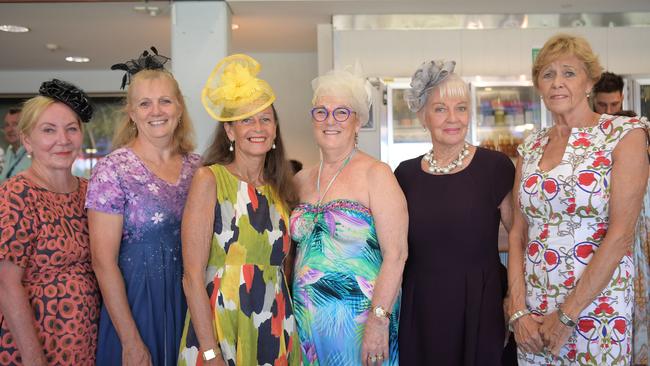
left=310, top=106, right=356, bottom=123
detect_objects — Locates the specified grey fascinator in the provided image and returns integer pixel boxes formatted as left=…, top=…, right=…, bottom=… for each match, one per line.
left=404, top=60, right=456, bottom=112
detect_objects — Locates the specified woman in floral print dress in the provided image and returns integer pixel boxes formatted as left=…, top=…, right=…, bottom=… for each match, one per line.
left=87, top=64, right=200, bottom=365
left=508, top=33, right=649, bottom=365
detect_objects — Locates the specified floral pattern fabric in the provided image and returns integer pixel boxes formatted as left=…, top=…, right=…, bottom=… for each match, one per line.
left=517, top=115, right=648, bottom=365
left=85, top=147, right=201, bottom=366
left=291, top=199, right=399, bottom=366
left=0, top=176, right=100, bottom=365
left=177, top=164, right=302, bottom=366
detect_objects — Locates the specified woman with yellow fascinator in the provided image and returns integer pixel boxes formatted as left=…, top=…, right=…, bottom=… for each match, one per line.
left=177, top=54, right=302, bottom=366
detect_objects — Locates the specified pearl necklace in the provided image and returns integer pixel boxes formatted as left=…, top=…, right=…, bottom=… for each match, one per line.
left=423, top=143, right=470, bottom=174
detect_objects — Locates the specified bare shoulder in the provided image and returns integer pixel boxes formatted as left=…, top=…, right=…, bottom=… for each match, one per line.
left=355, top=153, right=393, bottom=181
left=191, top=166, right=217, bottom=190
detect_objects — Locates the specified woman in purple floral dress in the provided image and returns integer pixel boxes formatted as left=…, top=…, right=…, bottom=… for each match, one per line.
left=86, top=59, right=201, bottom=365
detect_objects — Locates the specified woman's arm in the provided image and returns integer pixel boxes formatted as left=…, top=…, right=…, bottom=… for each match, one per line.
left=507, top=157, right=544, bottom=354
left=0, top=261, right=47, bottom=366
left=89, top=210, right=151, bottom=366
left=361, top=161, right=409, bottom=365
left=181, top=167, right=225, bottom=366
left=540, top=128, right=649, bottom=355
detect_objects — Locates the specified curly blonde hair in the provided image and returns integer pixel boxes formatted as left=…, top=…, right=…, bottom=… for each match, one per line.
left=532, top=33, right=602, bottom=88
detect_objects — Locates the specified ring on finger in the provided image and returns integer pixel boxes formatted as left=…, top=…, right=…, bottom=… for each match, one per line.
left=376, top=354, right=384, bottom=360
left=369, top=355, right=377, bottom=362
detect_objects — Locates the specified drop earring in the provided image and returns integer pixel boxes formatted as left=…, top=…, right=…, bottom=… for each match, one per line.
left=229, top=140, right=234, bottom=152
left=272, top=141, right=276, bottom=150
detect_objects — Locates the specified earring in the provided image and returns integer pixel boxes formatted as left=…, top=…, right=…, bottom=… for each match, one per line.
left=586, top=90, right=591, bottom=98
left=272, top=141, right=276, bottom=150
left=354, top=133, right=359, bottom=149
left=229, top=140, right=234, bottom=152
left=27, top=151, right=32, bottom=159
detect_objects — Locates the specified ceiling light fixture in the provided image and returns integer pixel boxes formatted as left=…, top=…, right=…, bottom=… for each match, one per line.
left=65, top=56, right=90, bottom=63
left=231, top=24, right=240, bottom=30
left=0, top=24, right=30, bottom=33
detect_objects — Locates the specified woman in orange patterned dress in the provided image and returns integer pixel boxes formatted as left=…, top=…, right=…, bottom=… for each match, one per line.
left=0, top=79, right=100, bottom=365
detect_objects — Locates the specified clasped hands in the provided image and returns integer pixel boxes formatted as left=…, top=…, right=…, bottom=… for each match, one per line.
left=511, top=310, right=574, bottom=357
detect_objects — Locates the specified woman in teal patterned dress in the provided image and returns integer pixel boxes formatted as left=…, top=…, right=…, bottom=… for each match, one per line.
left=291, top=66, right=408, bottom=365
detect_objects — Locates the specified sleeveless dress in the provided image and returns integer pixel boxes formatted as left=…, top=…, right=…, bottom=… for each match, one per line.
left=0, top=176, right=99, bottom=366
left=517, top=115, right=648, bottom=365
left=86, top=148, right=201, bottom=366
left=633, top=178, right=650, bottom=366
left=177, top=164, right=302, bottom=366
left=291, top=199, right=400, bottom=366
left=395, top=148, right=514, bottom=366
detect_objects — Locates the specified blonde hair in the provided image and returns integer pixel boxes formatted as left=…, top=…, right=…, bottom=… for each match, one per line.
left=19, top=96, right=83, bottom=136
left=112, top=69, right=196, bottom=154
left=532, top=33, right=602, bottom=88
left=431, top=73, right=470, bottom=101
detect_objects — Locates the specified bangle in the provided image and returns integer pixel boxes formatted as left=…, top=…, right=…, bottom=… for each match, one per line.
left=558, top=308, right=577, bottom=327
left=508, top=309, right=531, bottom=325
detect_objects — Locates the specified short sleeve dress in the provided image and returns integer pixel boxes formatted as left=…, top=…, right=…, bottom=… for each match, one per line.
left=516, top=115, right=647, bottom=365
left=177, top=164, right=302, bottom=366
left=85, top=147, right=201, bottom=366
left=0, top=175, right=100, bottom=366
left=395, top=147, right=514, bottom=366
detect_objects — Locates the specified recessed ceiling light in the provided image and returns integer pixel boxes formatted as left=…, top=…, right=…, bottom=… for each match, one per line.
left=65, top=56, right=90, bottom=63
left=0, top=24, right=30, bottom=33
left=231, top=24, right=240, bottom=30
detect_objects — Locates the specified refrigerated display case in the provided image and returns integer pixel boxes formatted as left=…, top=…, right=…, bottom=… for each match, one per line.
left=378, top=77, right=547, bottom=170
left=628, top=76, right=650, bottom=118
left=470, top=78, right=548, bottom=159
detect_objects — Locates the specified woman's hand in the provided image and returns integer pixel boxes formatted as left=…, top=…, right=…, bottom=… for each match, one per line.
left=122, top=339, right=152, bottom=366
left=512, top=313, right=544, bottom=354
left=361, top=316, right=389, bottom=366
left=539, top=311, right=573, bottom=356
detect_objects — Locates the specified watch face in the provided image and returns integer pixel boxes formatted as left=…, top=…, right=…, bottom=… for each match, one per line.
left=374, top=306, right=386, bottom=318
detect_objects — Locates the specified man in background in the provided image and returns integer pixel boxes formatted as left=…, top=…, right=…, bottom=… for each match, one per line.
left=0, top=107, right=30, bottom=182
left=593, top=71, right=625, bottom=115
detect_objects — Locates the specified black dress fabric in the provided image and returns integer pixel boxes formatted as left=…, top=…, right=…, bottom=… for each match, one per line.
left=395, top=147, right=515, bottom=366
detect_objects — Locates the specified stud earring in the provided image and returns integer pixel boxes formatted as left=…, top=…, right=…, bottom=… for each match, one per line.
left=27, top=151, right=32, bottom=159
left=229, top=141, right=234, bottom=152
left=272, top=141, right=276, bottom=150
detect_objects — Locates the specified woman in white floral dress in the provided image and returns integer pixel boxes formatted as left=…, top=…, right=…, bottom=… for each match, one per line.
left=507, top=33, right=649, bottom=365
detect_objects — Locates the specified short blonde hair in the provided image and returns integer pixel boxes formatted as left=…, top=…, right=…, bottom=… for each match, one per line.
left=532, top=33, right=602, bottom=88
left=112, top=69, right=196, bottom=154
left=19, top=96, right=83, bottom=136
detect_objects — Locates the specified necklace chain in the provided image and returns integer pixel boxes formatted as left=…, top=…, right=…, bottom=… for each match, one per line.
left=316, top=148, right=356, bottom=208
left=423, top=143, right=470, bottom=174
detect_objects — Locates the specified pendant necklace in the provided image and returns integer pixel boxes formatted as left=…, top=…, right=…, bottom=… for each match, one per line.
left=314, top=148, right=356, bottom=221
left=423, top=142, right=470, bottom=174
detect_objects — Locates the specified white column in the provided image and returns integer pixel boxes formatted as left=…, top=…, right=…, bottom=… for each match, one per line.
left=171, top=1, right=230, bottom=154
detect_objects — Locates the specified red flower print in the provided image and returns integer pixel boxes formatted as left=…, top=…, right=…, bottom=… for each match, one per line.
left=578, top=172, right=596, bottom=186
left=602, top=119, right=612, bottom=130
left=573, top=137, right=591, bottom=147
left=567, top=203, right=576, bottom=214
left=567, top=349, right=577, bottom=361
left=613, top=319, right=626, bottom=334
left=593, top=156, right=611, bottom=167
left=544, top=251, right=558, bottom=266
left=525, top=175, right=539, bottom=188
left=564, top=276, right=575, bottom=287
left=578, top=319, right=595, bottom=332
left=576, top=244, right=593, bottom=259
left=543, top=180, right=557, bottom=194
left=531, top=141, right=541, bottom=150
left=540, top=228, right=549, bottom=240
left=539, top=300, right=548, bottom=311
left=593, top=228, right=607, bottom=241
left=528, top=243, right=540, bottom=257
left=595, top=302, right=614, bottom=315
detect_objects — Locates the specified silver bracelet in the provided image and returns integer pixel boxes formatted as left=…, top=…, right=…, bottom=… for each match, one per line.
left=558, top=307, right=577, bottom=327
left=508, top=309, right=531, bottom=325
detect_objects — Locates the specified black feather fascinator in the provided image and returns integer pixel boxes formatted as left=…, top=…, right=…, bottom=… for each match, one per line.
left=111, top=46, right=170, bottom=89
left=39, top=79, right=94, bottom=123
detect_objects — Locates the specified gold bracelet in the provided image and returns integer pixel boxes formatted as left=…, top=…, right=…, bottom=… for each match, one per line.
left=508, top=309, right=531, bottom=325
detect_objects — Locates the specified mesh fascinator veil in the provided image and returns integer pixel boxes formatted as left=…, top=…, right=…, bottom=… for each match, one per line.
left=311, top=61, right=373, bottom=125
left=404, top=60, right=456, bottom=113
left=202, top=54, right=276, bottom=122
left=110, top=46, right=170, bottom=89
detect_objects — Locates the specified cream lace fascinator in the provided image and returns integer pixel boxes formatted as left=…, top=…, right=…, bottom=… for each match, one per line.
left=202, top=54, right=276, bottom=122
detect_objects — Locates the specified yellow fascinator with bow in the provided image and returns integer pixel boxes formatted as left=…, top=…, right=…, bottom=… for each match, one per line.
left=202, top=54, right=276, bottom=122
